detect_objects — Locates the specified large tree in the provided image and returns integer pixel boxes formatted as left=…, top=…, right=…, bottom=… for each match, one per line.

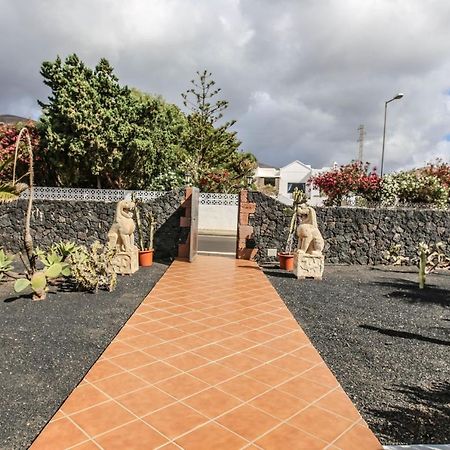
left=38, top=55, right=133, bottom=188
left=181, top=70, right=256, bottom=192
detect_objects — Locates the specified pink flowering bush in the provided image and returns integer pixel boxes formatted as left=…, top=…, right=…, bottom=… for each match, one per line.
left=310, top=161, right=381, bottom=206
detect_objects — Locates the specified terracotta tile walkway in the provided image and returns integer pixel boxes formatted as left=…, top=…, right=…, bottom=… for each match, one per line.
left=30, top=256, right=382, bottom=450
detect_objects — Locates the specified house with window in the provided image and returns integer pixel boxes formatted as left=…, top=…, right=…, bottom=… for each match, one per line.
left=254, top=160, right=333, bottom=205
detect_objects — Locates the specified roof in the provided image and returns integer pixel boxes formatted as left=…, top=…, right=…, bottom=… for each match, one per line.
left=256, top=161, right=279, bottom=169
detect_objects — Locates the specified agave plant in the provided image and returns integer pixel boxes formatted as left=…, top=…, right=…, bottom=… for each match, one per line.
left=0, top=248, right=14, bottom=281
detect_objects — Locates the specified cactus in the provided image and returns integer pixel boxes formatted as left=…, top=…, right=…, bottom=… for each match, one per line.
left=132, top=198, right=156, bottom=251
left=418, top=242, right=427, bottom=289
left=0, top=248, right=14, bottom=280
left=283, top=188, right=307, bottom=254
left=14, top=263, right=63, bottom=300
left=69, top=242, right=117, bottom=292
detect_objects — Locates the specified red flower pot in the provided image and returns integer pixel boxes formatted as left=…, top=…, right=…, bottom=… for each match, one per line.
left=139, top=249, right=154, bottom=267
left=278, top=252, right=294, bottom=271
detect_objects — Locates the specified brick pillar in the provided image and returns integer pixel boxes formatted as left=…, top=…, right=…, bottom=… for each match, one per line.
left=177, top=187, right=192, bottom=260
left=236, top=190, right=258, bottom=260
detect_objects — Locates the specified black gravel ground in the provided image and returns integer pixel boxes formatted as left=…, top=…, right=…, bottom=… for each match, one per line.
left=264, top=265, right=450, bottom=446
left=0, top=263, right=167, bottom=450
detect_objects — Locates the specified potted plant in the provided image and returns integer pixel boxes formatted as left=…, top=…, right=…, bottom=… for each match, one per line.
left=278, top=188, right=306, bottom=270
left=133, top=199, right=156, bottom=267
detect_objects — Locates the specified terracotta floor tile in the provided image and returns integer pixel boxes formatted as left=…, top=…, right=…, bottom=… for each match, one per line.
left=142, top=342, right=184, bottom=360
left=217, top=404, right=279, bottom=441
left=116, top=385, right=176, bottom=417
left=71, top=400, right=135, bottom=437
left=195, top=328, right=232, bottom=342
left=85, top=359, right=124, bottom=383
left=156, top=327, right=186, bottom=341
left=240, top=329, right=274, bottom=344
left=217, top=375, right=270, bottom=401
left=110, top=350, right=156, bottom=370
left=242, top=345, right=284, bottom=362
left=269, top=354, right=317, bottom=375
left=189, top=362, right=239, bottom=385
left=255, top=423, right=326, bottom=450
left=175, top=422, right=247, bottom=450
left=246, top=364, right=293, bottom=386
left=218, top=353, right=262, bottom=372
left=250, top=389, right=309, bottom=420
left=29, top=418, right=88, bottom=449
left=71, top=441, right=101, bottom=450
left=61, top=384, right=109, bottom=415
left=183, top=387, right=241, bottom=418
left=49, top=410, right=65, bottom=422
left=115, top=326, right=143, bottom=340
left=132, top=361, right=181, bottom=384
left=93, top=372, right=147, bottom=398
left=278, top=375, right=331, bottom=403
left=291, top=345, right=324, bottom=363
left=101, top=341, right=135, bottom=359
left=143, top=403, right=208, bottom=439
left=288, top=405, right=354, bottom=443
left=333, top=423, right=383, bottom=450
left=155, top=373, right=209, bottom=399
left=300, top=364, right=340, bottom=388
left=134, top=320, right=169, bottom=333
left=165, top=351, right=209, bottom=371
left=314, top=389, right=362, bottom=422
left=219, top=336, right=256, bottom=352
left=123, top=333, right=164, bottom=350
left=94, top=420, right=167, bottom=449
left=192, top=343, right=233, bottom=361
left=126, top=315, right=150, bottom=325
left=265, top=336, right=306, bottom=353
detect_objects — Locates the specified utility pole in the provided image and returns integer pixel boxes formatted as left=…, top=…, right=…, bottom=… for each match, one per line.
left=357, top=124, right=365, bottom=162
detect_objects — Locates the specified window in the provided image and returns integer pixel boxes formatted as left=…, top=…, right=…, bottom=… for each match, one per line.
left=263, top=177, right=276, bottom=186
left=287, top=182, right=306, bottom=193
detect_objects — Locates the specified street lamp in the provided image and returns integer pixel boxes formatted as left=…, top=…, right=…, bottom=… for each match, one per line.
left=381, top=93, right=404, bottom=177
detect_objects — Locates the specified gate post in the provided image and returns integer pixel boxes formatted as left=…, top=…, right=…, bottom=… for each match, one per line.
left=236, top=190, right=258, bottom=260
left=178, top=187, right=199, bottom=262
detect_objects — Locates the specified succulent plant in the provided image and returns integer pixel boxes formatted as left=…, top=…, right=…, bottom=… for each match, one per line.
left=0, top=248, right=14, bottom=280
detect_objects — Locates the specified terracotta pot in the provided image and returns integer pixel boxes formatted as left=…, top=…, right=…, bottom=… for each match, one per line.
left=139, top=249, right=154, bottom=267
left=278, top=252, right=294, bottom=271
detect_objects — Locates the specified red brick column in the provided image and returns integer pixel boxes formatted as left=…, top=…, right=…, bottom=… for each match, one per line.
left=177, top=187, right=192, bottom=260
left=236, top=190, right=258, bottom=260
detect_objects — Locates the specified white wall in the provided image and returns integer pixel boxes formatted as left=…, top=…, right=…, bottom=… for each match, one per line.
left=278, top=163, right=312, bottom=197
left=198, top=204, right=238, bottom=235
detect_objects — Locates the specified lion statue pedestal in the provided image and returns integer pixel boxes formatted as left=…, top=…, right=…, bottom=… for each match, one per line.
left=293, top=252, right=324, bottom=280
left=294, top=204, right=325, bottom=280
left=107, top=200, right=139, bottom=275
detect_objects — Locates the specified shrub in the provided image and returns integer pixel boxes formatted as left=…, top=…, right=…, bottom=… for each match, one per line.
left=381, top=171, right=449, bottom=208
left=310, top=161, right=381, bottom=206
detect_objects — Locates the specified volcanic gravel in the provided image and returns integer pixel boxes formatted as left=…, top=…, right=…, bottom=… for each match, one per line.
left=264, top=264, right=450, bottom=446
left=0, top=263, right=167, bottom=450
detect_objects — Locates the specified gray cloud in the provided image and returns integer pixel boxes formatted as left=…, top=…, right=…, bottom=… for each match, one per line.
left=1, top=0, right=449, bottom=172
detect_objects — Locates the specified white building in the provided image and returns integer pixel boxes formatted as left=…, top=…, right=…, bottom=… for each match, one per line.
left=254, top=160, right=332, bottom=205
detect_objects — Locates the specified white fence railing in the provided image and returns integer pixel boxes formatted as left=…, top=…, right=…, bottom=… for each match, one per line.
left=20, top=187, right=166, bottom=202
left=199, top=193, right=239, bottom=206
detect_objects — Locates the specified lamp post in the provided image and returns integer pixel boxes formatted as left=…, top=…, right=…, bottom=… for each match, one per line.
left=381, top=93, right=404, bottom=177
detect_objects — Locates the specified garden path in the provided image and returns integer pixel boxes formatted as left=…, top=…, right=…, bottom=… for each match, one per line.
left=30, top=256, right=381, bottom=450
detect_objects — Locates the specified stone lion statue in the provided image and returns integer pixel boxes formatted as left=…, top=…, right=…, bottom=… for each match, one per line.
left=108, top=200, right=136, bottom=252
left=296, top=205, right=324, bottom=256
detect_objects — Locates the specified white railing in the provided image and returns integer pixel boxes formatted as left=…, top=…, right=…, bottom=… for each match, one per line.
left=199, top=193, right=239, bottom=206
left=20, top=187, right=166, bottom=202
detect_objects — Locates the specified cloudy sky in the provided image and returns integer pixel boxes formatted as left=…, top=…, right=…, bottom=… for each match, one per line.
left=1, top=0, right=449, bottom=172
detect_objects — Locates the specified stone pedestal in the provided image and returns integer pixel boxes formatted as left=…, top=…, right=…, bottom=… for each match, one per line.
left=293, top=251, right=324, bottom=280
left=112, top=247, right=139, bottom=275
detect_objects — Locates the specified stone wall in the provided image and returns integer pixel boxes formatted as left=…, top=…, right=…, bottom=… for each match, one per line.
left=247, top=191, right=450, bottom=265
left=0, top=189, right=186, bottom=261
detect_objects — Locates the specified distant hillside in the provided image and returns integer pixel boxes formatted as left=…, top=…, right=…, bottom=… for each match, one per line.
left=0, top=114, right=35, bottom=124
